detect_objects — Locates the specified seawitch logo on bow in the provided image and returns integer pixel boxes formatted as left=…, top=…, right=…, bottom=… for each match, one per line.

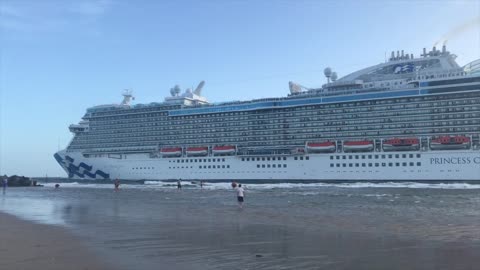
left=430, top=157, right=480, bottom=165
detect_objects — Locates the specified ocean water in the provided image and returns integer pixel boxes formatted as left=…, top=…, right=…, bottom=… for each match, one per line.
left=1, top=181, right=480, bottom=269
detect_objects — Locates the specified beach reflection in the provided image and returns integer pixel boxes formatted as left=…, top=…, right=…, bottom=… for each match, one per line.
left=1, top=183, right=480, bottom=269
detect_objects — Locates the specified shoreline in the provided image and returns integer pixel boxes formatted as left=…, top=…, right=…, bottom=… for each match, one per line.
left=0, top=211, right=114, bottom=270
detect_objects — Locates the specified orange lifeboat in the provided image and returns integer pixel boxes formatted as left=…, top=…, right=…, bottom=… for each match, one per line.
left=306, top=142, right=336, bottom=153
left=212, top=145, right=236, bottom=155
left=430, top=136, right=471, bottom=150
left=343, top=140, right=374, bottom=152
left=186, top=147, right=209, bottom=156
left=160, top=147, right=182, bottom=157
left=383, top=138, right=420, bottom=151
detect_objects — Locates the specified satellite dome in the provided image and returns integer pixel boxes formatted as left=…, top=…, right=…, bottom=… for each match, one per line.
left=331, top=72, right=338, bottom=81
left=324, top=67, right=332, bottom=77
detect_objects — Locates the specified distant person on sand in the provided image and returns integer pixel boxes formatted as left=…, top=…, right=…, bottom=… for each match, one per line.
left=236, top=184, right=245, bottom=208
left=55, top=184, right=60, bottom=189
left=2, top=177, right=7, bottom=193
left=200, top=181, right=204, bottom=189
left=114, top=179, right=120, bottom=191
left=177, top=179, right=182, bottom=189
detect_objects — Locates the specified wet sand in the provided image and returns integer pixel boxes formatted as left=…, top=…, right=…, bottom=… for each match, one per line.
left=2, top=182, right=480, bottom=269
left=0, top=212, right=113, bottom=270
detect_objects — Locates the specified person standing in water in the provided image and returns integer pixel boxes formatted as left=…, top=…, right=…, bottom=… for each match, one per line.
left=2, top=177, right=7, bottom=194
left=114, top=179, right=120, bottom=191
left=177, top=179, right=182, bottom=189
left=236, top=184, right=245, bottom=208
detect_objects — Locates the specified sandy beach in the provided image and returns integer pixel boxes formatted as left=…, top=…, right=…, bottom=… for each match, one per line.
left=0, top=212, right=113, bottom=270
left=2, top=182, right=480, bottom=269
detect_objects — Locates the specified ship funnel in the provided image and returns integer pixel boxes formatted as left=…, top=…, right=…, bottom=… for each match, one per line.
left=442, top=45, right=446, bottom=53
left=396, top=51, right=400, bottom=59
left=391, top=51, right=395, bottom=60
left=401, top=50, right=404, bottom=59
left=193, top=81, right=205, bottom=96
left=423, top=48, right=427, bottom=57
left=411, top=53, right=414, bottom=59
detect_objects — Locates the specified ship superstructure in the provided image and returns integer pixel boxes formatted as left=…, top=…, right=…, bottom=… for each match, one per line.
left=55, top=46, right=480, bottom=181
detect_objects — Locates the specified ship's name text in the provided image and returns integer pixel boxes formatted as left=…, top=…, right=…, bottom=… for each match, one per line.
left=430, top=157, right=480, bottom=165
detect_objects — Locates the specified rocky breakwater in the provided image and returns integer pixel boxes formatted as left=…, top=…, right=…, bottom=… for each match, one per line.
left=2, top=175, right=32, bottom=187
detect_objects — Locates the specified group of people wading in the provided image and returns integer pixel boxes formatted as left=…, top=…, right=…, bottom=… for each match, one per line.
left=113, top=179, right=246, bottom=208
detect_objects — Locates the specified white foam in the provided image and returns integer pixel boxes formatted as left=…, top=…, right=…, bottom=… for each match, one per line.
left=39, top=181, right=480, bottom=190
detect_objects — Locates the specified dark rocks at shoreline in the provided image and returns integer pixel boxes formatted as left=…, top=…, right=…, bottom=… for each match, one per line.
left=2, top=175, right=32, bottom=187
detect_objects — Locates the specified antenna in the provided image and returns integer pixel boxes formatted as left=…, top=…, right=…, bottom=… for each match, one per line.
left=121, top=89, right=134, bottom=105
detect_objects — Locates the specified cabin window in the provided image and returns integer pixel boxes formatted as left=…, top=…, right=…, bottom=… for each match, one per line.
left=294, top=157, right=298, bottom=160
left=402, top=162, right=407, bottom=166
left=330, top=164, right=334, bottom=167
left=306, top=156, right=309, bottom=160
left=409, top=162, right=414, bottom=166
left=416, top=154, right=421, bottom=158
left=257, top=165, right=260, bottom=168
left=283, top=164, right=287, bottom=168
left=417, top=162, right=421, bottom=166
left=262, top=165, right=265, bottom=168
left=283, top=157, right=287, bottom=161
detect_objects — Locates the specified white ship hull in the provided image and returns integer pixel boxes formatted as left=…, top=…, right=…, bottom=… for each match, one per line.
left=55, top=150, right=480, bottom=181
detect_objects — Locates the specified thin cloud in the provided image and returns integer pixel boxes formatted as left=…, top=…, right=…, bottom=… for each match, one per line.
left=69, top=0, right=113, bottom=16
left=0, top=0, right=113, bottom=32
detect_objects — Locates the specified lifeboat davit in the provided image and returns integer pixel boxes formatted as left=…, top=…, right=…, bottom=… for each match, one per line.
left=160, top=147, right=182, bottom=157
left=186, top=147, right=209, bottom=156
left=343, top=140, right=374, bottom=152
left=212, top=145, right=236, bottom=155
left=383, top=138, right=420, bottom=151
left=306, top=142, right=336, bottom=153
left=430, top=136, right=471, bottom=150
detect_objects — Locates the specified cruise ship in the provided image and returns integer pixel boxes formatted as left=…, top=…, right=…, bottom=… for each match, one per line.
left=55, top=46, right=480, bottom=181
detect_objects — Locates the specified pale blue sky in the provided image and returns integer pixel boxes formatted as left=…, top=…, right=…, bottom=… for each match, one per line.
left=0, top=0, right=479, bottom=177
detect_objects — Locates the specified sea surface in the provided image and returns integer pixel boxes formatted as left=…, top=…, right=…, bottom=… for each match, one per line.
left=1, top=181, right=480, bottom=270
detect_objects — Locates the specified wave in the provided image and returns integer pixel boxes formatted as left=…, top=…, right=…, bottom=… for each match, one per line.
left=41, top=181, right=480, bottom=190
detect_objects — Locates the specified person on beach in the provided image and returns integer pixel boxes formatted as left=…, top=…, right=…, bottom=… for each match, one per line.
left=200, top=181, right=204, bottom=189
left=177, top=179, right=182, bottom=189
left=2, top=177, right=7, bottom=193
left=114, top=179, right=120, bottom=191
left=236, top=184, right=245, bottom=208
left=55, top=184, right=60, bottom=189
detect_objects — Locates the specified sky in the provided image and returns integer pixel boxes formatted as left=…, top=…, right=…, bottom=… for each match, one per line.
left=0, top=0, right=479, bottom=177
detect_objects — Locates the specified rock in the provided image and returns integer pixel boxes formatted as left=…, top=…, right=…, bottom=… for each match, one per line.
left=2, top=175, right=32, bottom=187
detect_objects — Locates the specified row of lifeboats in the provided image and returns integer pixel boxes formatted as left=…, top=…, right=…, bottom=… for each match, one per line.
left=160, top=145, right=236, bottom=157
left=306, top=136, right=472, bottom=153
